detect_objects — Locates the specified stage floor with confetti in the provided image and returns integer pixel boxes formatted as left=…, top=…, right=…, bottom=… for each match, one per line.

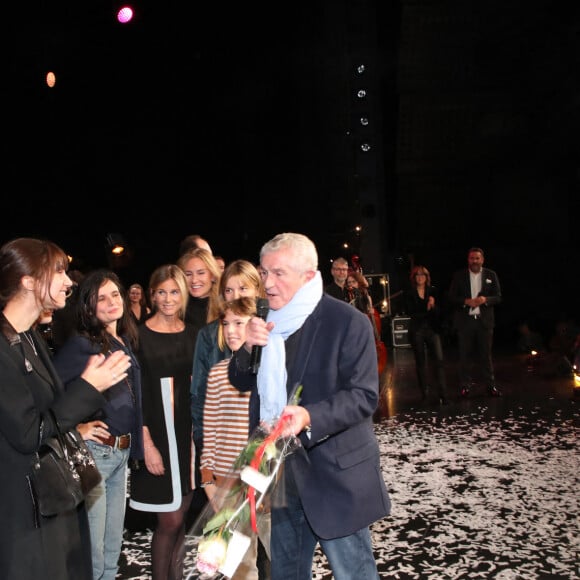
left=118, top=346, right=579, bottom=579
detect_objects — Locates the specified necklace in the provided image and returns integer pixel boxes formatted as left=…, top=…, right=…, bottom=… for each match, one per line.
left=108, top=348, right=136, bottom=405
left=22, top=331, right=38, bottom=356
left=125, top=377, right=136, bottom=405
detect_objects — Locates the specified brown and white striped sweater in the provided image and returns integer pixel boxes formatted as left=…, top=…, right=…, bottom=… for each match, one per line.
left=200, top=358, right=252, bottom=486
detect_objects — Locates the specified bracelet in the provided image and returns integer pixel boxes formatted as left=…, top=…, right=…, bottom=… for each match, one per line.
left=201, top=481, right=215, bottom=488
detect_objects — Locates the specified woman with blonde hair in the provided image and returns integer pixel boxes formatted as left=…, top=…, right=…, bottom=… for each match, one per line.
left=129, top=264, right=197, bottom=580
left=177, top=248, right=222, bottom=334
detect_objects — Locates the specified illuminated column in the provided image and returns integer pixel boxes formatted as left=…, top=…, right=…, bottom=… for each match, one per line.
left=345, top=0, right=386, bottom=274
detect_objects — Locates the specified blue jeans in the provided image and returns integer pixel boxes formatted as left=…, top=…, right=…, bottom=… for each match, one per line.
left=270, top=489, right=379, bottom=580
left=85, top=441, right=130, bottom=580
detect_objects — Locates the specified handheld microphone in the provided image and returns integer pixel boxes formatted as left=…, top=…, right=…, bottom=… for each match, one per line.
left=250, top=298, right=270, bottom=375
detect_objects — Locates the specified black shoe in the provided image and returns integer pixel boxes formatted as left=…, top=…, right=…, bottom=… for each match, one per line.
left=489, top=385, right=502, bottom=397
left=460, top=386, right=470, bottom=397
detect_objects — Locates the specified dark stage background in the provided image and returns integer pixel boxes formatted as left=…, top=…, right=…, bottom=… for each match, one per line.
left=2, top=1, right=576, bottom=342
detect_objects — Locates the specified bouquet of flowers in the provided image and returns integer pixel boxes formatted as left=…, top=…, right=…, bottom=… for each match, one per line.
left=188, top=386, right=303, bottom=579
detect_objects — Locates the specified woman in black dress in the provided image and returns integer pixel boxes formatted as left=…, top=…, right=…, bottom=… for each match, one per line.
left=129, top=264, right=197, bottom=580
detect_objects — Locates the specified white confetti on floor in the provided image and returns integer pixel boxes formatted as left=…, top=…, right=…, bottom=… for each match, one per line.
left=118, top=402, right=578, bottom=579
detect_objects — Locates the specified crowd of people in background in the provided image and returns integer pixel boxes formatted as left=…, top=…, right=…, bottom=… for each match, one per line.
left=327, top=246, right=578, bottom=402
left=0, top=232, right=577, bottom=580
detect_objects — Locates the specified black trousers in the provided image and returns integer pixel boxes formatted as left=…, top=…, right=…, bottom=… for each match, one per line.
left=456, top=316, right=495, bottom=387
left=410, top=325, right=447, bottom=397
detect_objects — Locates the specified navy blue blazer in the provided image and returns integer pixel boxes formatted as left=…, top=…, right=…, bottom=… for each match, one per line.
left=448, top=267, right=502, bottom=330
left=229, top=293, right=391, bottom=539
left=53, top=335, right=144, bottom=461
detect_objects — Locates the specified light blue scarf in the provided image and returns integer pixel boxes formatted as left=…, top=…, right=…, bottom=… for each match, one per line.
left=257, top=270, right=323, bottom=422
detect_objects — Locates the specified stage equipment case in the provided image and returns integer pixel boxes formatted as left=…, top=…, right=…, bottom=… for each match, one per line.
left=391, top=316, right=411, bottom=348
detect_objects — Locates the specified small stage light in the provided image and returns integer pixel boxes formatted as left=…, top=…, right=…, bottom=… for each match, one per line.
left=117, top=6, right=134, bottom=24
left=106, top=233, right=127, bottom=256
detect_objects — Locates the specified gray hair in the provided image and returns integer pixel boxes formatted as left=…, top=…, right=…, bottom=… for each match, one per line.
left=260, top=233, right=318, bottom=273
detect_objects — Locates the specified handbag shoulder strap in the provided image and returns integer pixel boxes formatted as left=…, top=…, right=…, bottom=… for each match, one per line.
left=44, top=409, right=69, bottom=460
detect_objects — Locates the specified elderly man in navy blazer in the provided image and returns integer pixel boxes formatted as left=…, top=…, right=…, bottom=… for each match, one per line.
left=228, top=232, right=390, bottom=580
left=448, top=247, right=502, bottom=397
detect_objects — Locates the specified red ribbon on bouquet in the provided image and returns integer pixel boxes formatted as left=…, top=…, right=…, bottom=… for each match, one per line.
left=247, top=413, right=293, bottom=532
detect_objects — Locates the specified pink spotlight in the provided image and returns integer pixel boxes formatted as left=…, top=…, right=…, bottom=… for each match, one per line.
left=117, top=6, right=134, bottom=24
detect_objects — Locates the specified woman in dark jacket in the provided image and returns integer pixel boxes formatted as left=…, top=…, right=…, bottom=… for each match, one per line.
left=53, top=269, right=144, bottom=580
left=0, top=238, right=131, bottom=579
left=404, top=265, right=448, bottom=405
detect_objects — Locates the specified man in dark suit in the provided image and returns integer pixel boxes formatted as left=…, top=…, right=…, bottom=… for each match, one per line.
left=228, top=233, right=390, bottom=580
left=448, top=247, right=502, bottom=397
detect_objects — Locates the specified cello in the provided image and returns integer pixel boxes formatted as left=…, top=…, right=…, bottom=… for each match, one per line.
left=369, top=307, right=388, bottom=376
left=347, top=267, right=388, bottom=375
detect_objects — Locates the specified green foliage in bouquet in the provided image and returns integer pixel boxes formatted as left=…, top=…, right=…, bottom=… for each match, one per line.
left=194, top=384, right=303, bottom=577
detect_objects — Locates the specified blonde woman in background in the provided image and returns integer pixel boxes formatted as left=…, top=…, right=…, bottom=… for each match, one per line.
left=177, top=248, right=222, bottom=336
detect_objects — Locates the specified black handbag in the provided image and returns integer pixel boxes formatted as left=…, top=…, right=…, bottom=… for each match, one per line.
left=29, top=410, right=102, bottom=517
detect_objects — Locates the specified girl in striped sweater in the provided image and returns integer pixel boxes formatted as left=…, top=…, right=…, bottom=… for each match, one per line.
left=200, top=297, right=271, bottom=579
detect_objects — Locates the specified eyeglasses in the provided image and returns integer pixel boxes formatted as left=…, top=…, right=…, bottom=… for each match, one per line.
left=332, top=267, right=348, bottom=272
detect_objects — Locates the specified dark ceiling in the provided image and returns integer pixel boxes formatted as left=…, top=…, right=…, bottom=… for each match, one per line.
left=2, top=1, right=577, bottom=333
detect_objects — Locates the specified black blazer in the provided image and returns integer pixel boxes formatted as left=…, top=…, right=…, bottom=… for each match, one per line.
left=53, top=334, right=144, bottom=461
left=0, top=316, right=105, bottom=579
left=448, top=267, right=502, bottom=330
left=404, top=285, right=443, bottom=334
